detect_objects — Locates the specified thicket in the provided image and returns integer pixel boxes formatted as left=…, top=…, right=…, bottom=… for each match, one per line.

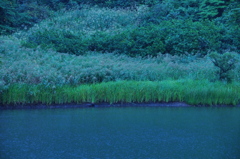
left=22, top=6, right=240, bottom=57
left=2, top=37, right=225, bottom=87
left=88, top=20, right=226, bottom=56
left=23, top=30, right=88, bottom=55
left=210, top=52, right=238, bottom=82
left=0, top=0, right=53, bottom=35
left=23, top=11, right=240, bottom=57
left=1, top=0, right=240, bottom=89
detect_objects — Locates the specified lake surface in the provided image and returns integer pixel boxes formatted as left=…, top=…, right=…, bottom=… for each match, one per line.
left=0, top=106, right=240, bottom=159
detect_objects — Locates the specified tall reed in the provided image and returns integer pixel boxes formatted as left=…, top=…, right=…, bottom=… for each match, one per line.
left=1, top=80, right=239, bottom=106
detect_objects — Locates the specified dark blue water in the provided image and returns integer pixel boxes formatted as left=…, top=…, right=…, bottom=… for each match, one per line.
left=0, top=107, right=240, bottom=159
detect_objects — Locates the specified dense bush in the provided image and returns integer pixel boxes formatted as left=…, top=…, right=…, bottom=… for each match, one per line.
left=22, top=30, right=88, bottom=55
left=1, top=0, right=239, bottom=37
left=88, top=26, right=166, bottom=57
left=23, top=16, right=238, bottom=57
left=0, top=1, right=52, bottom=35
left=0, top=0, right=154, bottom=35
left=88, top=20, right=226, bottom=56
left=143, top=0, right=236, bottom=23
left=209, top=52, right=238, bottom=82
left=215, top=2, right=240, bottom=52
left=1, top=37, right=222, bottom=87
left=0, top=0, right=32, bottom=34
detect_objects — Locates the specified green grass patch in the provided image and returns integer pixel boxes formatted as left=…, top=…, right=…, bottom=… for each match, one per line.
left=1, top=80, right=239, bottom=106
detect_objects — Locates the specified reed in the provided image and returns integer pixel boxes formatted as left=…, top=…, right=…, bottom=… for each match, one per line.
left=1, top=80, right=239, bottom=106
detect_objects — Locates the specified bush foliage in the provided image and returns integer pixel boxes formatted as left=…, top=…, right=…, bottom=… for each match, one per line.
left=209, top=52, right=238, bottom=82
left=2, top=36, right=226, bottom=87
left=89, top=20, right=225, bottom=56
left=23, top=30, right=88, bottom=55
left=1, top=0, right=239, bottom=56
left=1, top=0, right=240, bottom=87
left=23, top=17, right=238, bottom=57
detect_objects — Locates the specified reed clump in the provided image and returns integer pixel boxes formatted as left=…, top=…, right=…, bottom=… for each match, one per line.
left=1, top=80, right=239, bottom=106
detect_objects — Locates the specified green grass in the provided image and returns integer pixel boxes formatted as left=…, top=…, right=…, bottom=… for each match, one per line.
left=1, top=6, right=240, bottom=107
left=1, top=80, right=240, bottom=106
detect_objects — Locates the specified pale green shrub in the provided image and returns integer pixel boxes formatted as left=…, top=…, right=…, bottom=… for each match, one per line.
left=17, top=5, right=141, bottom=39
left=0, top=36, right=225, bottom=88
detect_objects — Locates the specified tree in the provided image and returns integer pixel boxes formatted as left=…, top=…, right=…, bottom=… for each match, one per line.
left=209, top=52, right=238, bottom=82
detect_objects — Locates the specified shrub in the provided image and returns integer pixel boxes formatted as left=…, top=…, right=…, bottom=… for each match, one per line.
left=88, top=20, right=223, bottom=56
left=144, top=0, right=233, bottom=23
left=22, top=30, right=88, bottom=55
left=162, top=20, right=223, bottom=55
left=0, top=1, right=53, bottom=35
left=215, top=2, right=240, bottom=52
left=89, top=26, right=166, bottom=57
left=209, top=52, right=238, bottom=82
left=0, top=36, right=220, bottom=87
left=20, top=6, right=239, bottom=57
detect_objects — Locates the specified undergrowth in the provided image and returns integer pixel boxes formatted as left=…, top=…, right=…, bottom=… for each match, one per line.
left=1, top=5, right=240, bottom=106
left=17, top=6, right=239, bottom=56
left=0, top=36, right=224, bottom=87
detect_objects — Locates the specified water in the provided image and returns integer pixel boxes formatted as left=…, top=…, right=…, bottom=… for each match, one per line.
left=0, top=107, right=240, bottom=159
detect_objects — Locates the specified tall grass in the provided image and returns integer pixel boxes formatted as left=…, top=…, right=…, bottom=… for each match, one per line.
left=1, top=80, right=240, bottom=106
left=15, top=5, right=142, bottom=39
left=1, top=5, right=240, bottom=87
left=0, top=37, right=221, bottom=86
left=2, top=36, right=240, bottom=87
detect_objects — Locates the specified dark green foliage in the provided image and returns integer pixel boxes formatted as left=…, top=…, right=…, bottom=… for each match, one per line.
left=0, top=0, right=30, bottom=34
left=89, top=26, right=165, bottom=57
left=23, top=30, right=88, bottom=55
left=209, top=52, right=238, bottom=82
left=110, top=26, right=166, bottom=57
left=218, top=24, right=240, bottom=52
left=88, top=32, right=111, bottom=53
left=216, top=2, right=240, bottom=51
left=88, top=20, right=224, bottom=56
left=160, top=20, right=222, bottom=55
left=144, top=0, right=235, bottom=23
left=0, top=0, right=52, bottom=35
left=198, top=0, right=226, bottom=19
left=23, top=18, right=238, bottom=57
left=2, top=0, right=240, bottom=57
left=224, top=2, right=240, bottom=24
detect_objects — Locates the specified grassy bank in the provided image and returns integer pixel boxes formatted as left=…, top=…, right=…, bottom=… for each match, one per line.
left=1, top=4, right=240, bottom=107
left=1, top=80, right=240, bottom=106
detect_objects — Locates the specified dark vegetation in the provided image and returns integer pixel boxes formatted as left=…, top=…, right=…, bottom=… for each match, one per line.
left=0, top=0, right=240, bottom=105
left=1, top=0, right=239, bottom=55
left=210, top=52, right=238, bottom=82
left=18, top=0, right=240, bottom=56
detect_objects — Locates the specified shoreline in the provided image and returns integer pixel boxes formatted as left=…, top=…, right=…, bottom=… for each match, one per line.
left=1, top=102, right=239, bottom=110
